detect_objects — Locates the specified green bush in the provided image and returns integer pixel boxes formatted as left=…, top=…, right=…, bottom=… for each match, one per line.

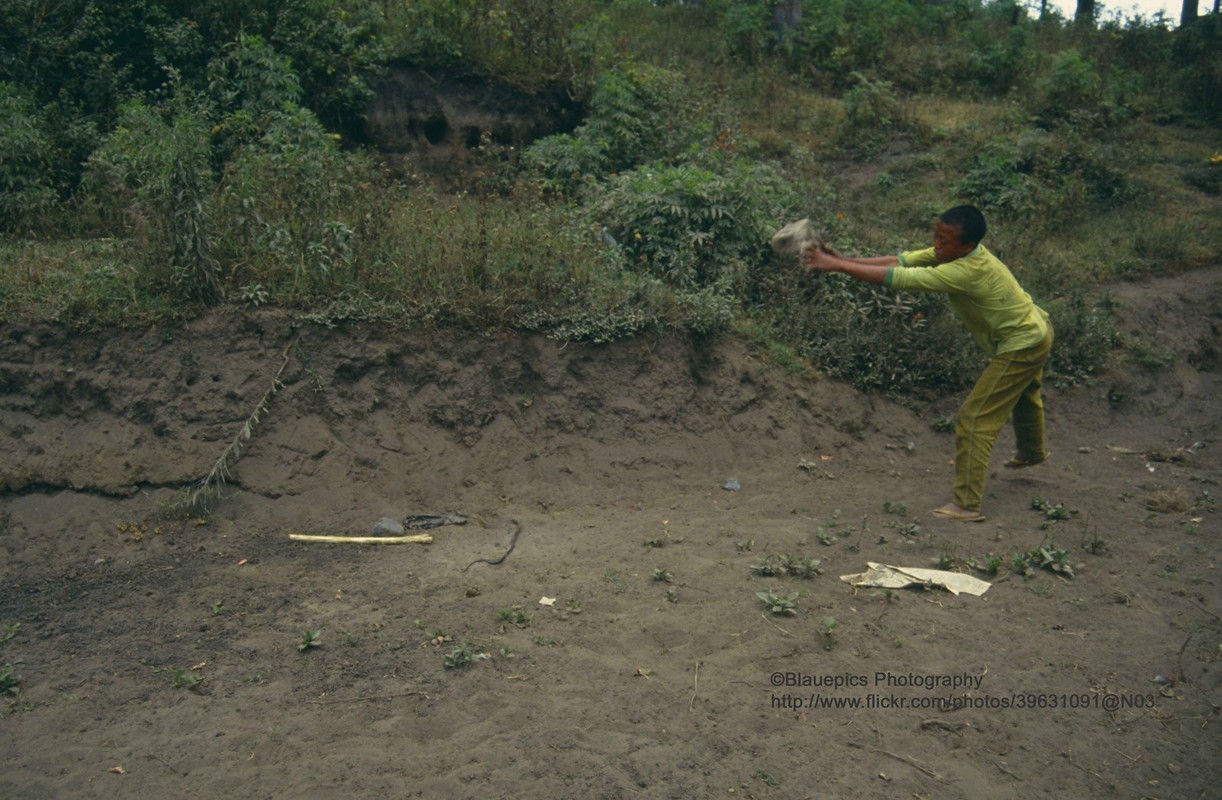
left=0, top=83, right=60, bottom=233
left=1172, top=15, right=1222, bottom=122
left=522, top=62, right=695, bottom=195
left=838, top=72, right=916, bottom=156
left=84, top=96, right=220, bottom=304
left=216, top=106, right=374, bottom=299
left=387, top=0, right=588, bottom=91
left=957, top=128, right=1132, bottom=221
left=1044, top=291, right=1118, bottom=382
left=594, top=154, right=801, bottom=293
left=752, top=267, right=979, bottom=394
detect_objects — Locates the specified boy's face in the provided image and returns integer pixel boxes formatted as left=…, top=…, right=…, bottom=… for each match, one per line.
left=933, top=222, right=975, bottom=263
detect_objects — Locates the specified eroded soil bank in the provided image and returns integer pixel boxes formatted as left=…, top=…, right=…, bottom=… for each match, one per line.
left=1, top=268, right=1219, bottom=799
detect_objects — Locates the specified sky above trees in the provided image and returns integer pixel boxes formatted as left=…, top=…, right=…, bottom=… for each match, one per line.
left=1046, top=0, right=1183, bottom=23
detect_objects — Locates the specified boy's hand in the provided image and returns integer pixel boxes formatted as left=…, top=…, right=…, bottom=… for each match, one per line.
left=803, top=247, right=836, bottom=272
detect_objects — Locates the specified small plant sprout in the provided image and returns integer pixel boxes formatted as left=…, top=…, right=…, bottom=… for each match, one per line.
left=644, top=519, right=673, bottom=548
left=652, top=568, right=674, bottom=583
left=757, top=590, right=800, bottom=616
left=1034, top=544, right=1076, bottom=578
left=1031, top=497, right=1073, bottom=522
left=497, top=608, right=532, bottom=627
left=983, top=552, right=1004, bottom=576
left=299, top=630, right=322, bottom=651
left=817, top=617, right=839, bottom=651
left=444, top=641, right=486, bottom=670
left=1011, top=539, right=1078, bottom=579
left=1081, top=526, right=1109, bottom=555
left=882, top=498, right=908, bottom=515
left=0, top=664, right=21, bottom=695
left=171, top=669, right=201, bottom=690
left=665, top=588, right=679, bottom=603
left=782, top=553, right=822, bottom=579
left=751, top=556, right=780, bottom=577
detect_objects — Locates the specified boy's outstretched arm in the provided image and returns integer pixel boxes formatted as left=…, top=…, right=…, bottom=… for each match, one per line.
left=803, top=248, right=897, bottom=286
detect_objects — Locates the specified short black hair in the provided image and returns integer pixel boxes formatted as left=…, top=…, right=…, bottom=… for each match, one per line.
left=939, top=205, right=987, bottom=246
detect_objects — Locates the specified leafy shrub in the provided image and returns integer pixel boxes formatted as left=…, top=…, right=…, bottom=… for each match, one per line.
left=955, top=139, right=1040, bottom=218
left=1044, top=291, right=1118, bottom=382
left=1172, top=15, right=1222, bottom=122
left=594, top=154, right=801, bottom=294
left=216, top=106, right=373, bottom=299
left=837, top=72, right=916, bottom=156
left=207, top=33, right=304, bottom=159
left=1029, top=49, right=1122, bottom=129
left=957, top=129, right=1132, bottom=221
left=523, top=63, right=693, bottom=193
left=84, top=96, right=220, bottom=304
left=0, top=83, right=59, bottom=233
left=388, top=0, right=588, bottom=91
left=968, top=26, right=1036, bottom=96
left=752, top=265, right=979, bottom=394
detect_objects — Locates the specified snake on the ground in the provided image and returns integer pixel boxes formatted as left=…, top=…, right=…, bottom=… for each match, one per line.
left=462, top=519, right=521, bottom=571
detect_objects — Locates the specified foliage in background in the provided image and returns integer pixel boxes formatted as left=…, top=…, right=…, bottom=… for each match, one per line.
left=522, top=63, right=696, bottom=195
left=0, top=83, right=61, bottom=234
left=1, top=0, right=1220, bottom=396
left=84, top=94, right=221, bottom=304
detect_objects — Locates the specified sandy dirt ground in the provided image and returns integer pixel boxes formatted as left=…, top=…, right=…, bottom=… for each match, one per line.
left=1, top=268, right=1219, bottom=800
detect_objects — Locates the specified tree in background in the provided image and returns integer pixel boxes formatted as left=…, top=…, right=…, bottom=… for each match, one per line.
left=1181, top=0, right=1199, bottom=25
left=1076, top=0, right=1096, bottom=25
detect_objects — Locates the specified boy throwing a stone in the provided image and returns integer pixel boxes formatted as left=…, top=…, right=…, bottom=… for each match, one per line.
left=803, top=205, right=1052, bottom=522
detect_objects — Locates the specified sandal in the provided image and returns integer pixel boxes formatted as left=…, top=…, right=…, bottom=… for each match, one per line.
left=1004, top=453, right=1050, bottom=469
left=929, top=504, right=987, bottom=523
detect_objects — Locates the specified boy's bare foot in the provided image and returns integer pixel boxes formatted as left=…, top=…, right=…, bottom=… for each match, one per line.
left=1004, top=452, right=1050, bottom=469
left=929, top=503, right=987, bottom=523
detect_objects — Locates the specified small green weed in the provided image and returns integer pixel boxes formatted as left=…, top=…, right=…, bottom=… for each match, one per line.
left=1012, top=540, right=1077, bottom=579
left=882, top=499, right=908, bottom=515
left=751, top=556, right=780, bottom=577
left=444, top=641, right=481, bottom=670
left=757, top=590, right=800, bottom=617
left=781, top=553, right=823, bottom=579
left=497, top=608, right=533, bottom=627
left=603, top=568, right=628, bottom=594
left=1031, top=497, right=1074, bottom=522
left=171, top=669, right=201, bottom=690
left=652, top=568, right=674, bottom=583
left=1081, top=528, right=1109, bottom=555
left=298, top=630, right=322, bottom=651
left=0, top=664, right=21, bottom=695
left=817, top=617, right=839, bottom=651
left=0, top=623, right=19, bottom=643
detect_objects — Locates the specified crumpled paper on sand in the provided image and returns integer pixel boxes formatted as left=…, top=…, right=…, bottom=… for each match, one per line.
left=840, top=562, right=992, bottom=596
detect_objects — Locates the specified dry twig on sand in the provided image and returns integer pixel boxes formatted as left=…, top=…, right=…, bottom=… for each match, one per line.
left=179, top=337, right=298, bottom=513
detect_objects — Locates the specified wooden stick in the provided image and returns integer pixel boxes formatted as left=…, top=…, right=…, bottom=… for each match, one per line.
left=289, top=534, right=433, bottom=544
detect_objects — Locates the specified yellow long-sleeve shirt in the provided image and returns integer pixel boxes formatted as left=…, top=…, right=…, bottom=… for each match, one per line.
left=885, top=245, right=1050, bottom=357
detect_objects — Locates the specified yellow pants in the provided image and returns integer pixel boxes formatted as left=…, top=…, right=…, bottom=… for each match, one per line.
left=954, top=328, right=1054, bottom=511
